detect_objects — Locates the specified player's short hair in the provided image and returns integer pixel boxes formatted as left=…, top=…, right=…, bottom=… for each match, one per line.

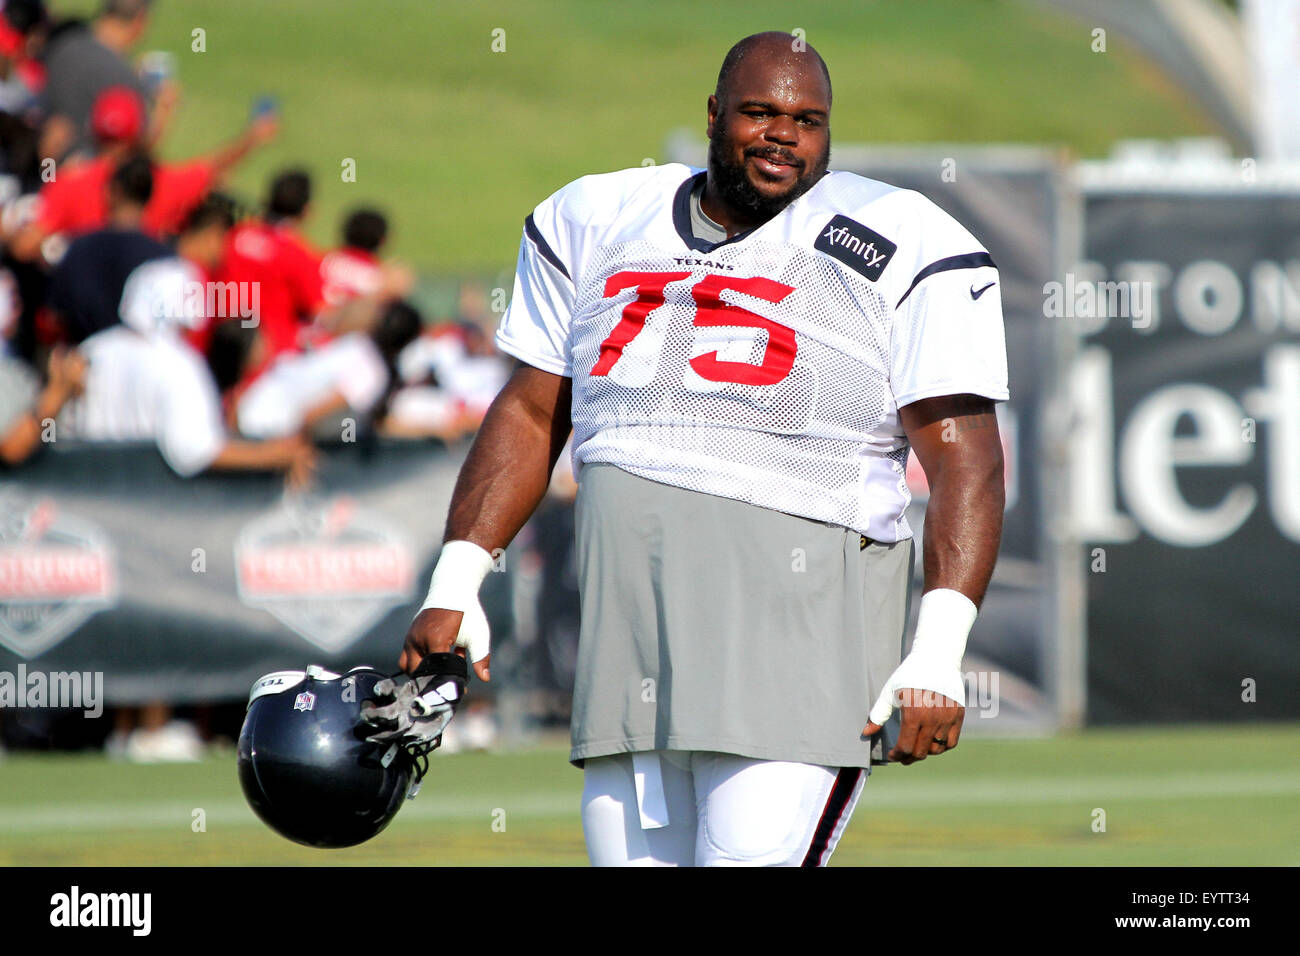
left=109, top=152, right=154, bottom=206
left=714, top=32, right=832, bottom=108
left=372, top=299, right=422, bottom=364
left=343, top=208, right=388, bottom=253
left=100, top=0, right=151, bottom=22
left=266, top=168, right=312, bottom=220
left=180, top=192, right=237, bottom=235
left=206, top=319, right=258, bottom=394
left=4, top=0, right=48, bottom=34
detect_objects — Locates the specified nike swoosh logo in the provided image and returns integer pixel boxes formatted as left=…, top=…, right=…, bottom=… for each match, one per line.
left=971, top=281, right=996, bottom=300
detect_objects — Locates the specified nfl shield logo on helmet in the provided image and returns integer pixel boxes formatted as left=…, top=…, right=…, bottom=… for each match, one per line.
left=293, top=691, right=316, bottom=712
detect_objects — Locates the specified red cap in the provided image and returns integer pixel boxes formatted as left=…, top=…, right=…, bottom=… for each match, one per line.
left=90, top=86, right=145, bottom=144
left=0, top=20, right=23, bottom=58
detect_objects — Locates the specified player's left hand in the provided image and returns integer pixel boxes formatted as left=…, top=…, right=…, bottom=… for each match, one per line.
left=863, top=687, right=964, bottom=764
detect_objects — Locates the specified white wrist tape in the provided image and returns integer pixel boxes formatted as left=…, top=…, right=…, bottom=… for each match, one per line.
left=867, top=588, right=977, bottom=726
left=420, top=540, right=494, bottom=613
left=419, top=541, right=495, bottom=663
left=909, top=587, right=978, bottom=672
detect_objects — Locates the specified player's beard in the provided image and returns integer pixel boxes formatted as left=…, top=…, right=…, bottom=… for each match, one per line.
left=707, top=125, right=829, bottom=225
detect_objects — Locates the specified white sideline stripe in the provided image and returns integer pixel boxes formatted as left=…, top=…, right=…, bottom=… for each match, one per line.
left=1, top=771, right=1298, bottom=834
left=0, top=793, right=579, bottom=835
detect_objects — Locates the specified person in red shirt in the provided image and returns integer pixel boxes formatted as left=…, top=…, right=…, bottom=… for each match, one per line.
left=320, top=208, right=386, bottom=307
left=215, top=168, right=325, bottom=362
left=308, top=206, right=414, bottom=350
left=216, top=173, right=411, bottom=372
left=320, top=208, right=415, bottom=305
left=8, top=85, right=277, bottom=263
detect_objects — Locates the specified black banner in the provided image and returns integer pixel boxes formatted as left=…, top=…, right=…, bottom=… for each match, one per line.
left=1077, top=187, right=1300, bottom=721
left=0, top=440, right=516, bottom=705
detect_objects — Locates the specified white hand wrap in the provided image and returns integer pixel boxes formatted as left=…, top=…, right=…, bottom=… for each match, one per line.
left=868, top=588, right=977, bottom=726
left=419, top=540, right=495, bottom=663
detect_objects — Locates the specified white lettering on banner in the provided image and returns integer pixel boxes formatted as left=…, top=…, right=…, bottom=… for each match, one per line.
left=1066, top=257, right=1300, bottom=335
left=1174, top=260, right=1243, bottom=336
left=1068, top=350, right=1137, bottom=541
left=1249, top=261, right=1300, bottom=334
left=1071, top=345, right=1300, bottom=546
left=1245, top=347, right=1300, bottom=540
left=1120, top=385, right=1256, bottom=546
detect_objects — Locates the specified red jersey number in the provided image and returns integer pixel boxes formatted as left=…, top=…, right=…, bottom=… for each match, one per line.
left=591, top=271, right=797, bottom=386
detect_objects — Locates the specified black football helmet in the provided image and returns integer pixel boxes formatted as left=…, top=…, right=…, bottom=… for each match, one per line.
left=237, top=665, right=431, bottom=848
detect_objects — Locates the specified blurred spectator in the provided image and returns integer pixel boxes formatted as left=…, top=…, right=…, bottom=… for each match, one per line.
left=175, top=190, right=235, bottom=277
left=380, top=383, right=477, bottom=442
left=50, top=157, right=314, bottom=483
left=0, top=344, right=84, bottom=465
left=236, top=298, right=423, bottom=440
left=393, top=319, right=510, bottom=422
left=9, top=85, right=276, bottom=263
left=0, top=265, right=83, bottom=465
left=172, top=190, right=235, bottom=353
left=1, top=1, right=48, bottom=238
left=203, top=315, right=264, bottom=417
left=0, top=0, right=46, bottom=118
left=320, top=208, right=399, bottom=305
left=60, top=261, right=316, bottom=481
left=218, top=170, right=402, bottom=369
left=216, top=167, right=325, bottom=361
left=322, top=207, right=415, bottom=299
left=107, top=706, right=203, bottom=763
left=44, top=150, right=169, bottom=342
left=37, top=0, right=164, bottom=163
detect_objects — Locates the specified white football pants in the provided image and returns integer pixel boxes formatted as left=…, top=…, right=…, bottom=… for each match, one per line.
left=581, top=750, right=866, bottom=867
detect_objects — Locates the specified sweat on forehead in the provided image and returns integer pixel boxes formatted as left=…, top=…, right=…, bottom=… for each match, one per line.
left=714, top=32, right=832, bottom=105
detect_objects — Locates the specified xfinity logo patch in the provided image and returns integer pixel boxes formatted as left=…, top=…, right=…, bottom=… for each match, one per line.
left=814, top=215, right=896, bottom=282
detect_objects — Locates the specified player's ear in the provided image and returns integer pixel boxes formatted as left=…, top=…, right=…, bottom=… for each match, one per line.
left=706, top=94, right=719, bottom=138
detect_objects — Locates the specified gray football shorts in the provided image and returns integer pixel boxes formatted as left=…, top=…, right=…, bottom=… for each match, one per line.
left=569, top=462, right=911, bottom=770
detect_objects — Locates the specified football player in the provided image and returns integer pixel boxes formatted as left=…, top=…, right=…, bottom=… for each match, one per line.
left=367, top=31, right=1007, bottom=866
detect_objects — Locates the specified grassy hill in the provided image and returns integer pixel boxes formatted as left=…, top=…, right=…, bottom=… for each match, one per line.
left=57, top=0, right=1217, bottom=271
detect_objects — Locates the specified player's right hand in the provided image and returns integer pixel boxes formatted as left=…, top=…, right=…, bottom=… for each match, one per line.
left=400, top=606, right=491, bottom=682
left=358, top=651, right=468, bottom=749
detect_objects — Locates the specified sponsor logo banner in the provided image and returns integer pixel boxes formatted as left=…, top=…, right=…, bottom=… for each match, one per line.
left=0, top=492, right=116, bottom=658
left=235, top=495, right=414, bottom=653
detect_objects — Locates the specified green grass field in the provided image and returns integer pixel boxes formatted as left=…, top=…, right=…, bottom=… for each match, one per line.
left=3, top=723, right=1296, bottom=866
left=57, top=0, right=1215, bottom=272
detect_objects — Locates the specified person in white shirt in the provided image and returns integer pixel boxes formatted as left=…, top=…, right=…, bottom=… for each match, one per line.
left=236, top=299, right=422, bottom=441
left=62, top=250, right=315, bottom=483
left=0, top=265, right=87, bottom=465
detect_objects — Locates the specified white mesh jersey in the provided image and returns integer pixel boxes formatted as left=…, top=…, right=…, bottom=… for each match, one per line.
left=496, top=164, right=1009, bottom=541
